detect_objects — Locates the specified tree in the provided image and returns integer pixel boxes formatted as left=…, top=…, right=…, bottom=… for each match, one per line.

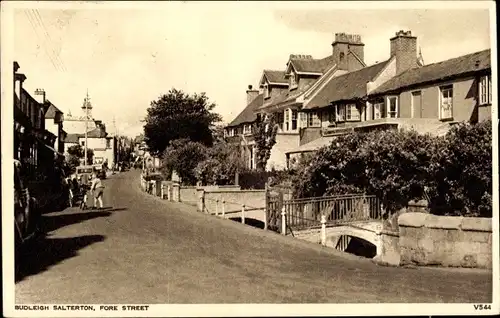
left=161, top=139, right=208, bottom=185
left=66, top=145, right=94, bottom=173
left=254, top=113, right=278, bottom=171
left=194, top=140, right=247, bottom=185
left=143, top=89, right=222, bottom=155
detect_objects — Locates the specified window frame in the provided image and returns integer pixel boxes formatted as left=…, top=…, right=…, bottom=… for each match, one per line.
left=308, top=112, right=321, bottom=127
left=263, top=84, right=270, bottom=99
left=386, top=96, right=399, bottom=118
left=336, top=104, right=346, bottom=122
left=243, top=124, right=252, bottom=135
left=479, top=75, right=492, bottom=106
left=439, top=85, right=454, bottom=120
left=291, top=109, right=298, bottom=131
left=289, top=70, right=298, bottom=89
left=346, top=104, right=361, bottom=121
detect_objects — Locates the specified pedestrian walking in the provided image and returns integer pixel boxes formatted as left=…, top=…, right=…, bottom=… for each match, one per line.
left=91, top=173, right=105, bottom=209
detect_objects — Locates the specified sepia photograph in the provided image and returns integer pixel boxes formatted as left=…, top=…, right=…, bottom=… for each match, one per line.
left=1, top=0, right=498, bottom=317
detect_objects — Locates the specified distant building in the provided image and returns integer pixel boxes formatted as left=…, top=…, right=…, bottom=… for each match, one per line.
left=44, top=101, right=66, bottom=154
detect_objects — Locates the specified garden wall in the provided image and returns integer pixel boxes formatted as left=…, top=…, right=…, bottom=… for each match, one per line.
left=398, top=212, right=492, bottom=269
left=180, top=185, right=241, bottom=205
left=200, top=189, right=266, bottom=215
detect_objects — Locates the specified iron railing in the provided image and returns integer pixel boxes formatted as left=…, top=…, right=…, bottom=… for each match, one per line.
left=284, top=194, right=382, bottom=231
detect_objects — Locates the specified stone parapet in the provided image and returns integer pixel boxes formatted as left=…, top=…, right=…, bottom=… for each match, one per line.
left=398, top=212, right=492, bottom=269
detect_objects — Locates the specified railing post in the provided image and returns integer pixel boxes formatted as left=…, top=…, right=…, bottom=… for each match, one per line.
left=281, top=206, right=286, bottom=235
left=321, top=214, right=327, bottom=246
left=222, top=200, right=226, bottom=218
left=198, top=189, right=205, bottom=212
left=215, top=199, right=219, bottom=216
left=241, top=204, right=246, bottom=224
left=161, top=182, right=165, bottom=199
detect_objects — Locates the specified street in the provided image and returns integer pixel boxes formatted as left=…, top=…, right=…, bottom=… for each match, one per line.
left=15, top=170, right=492, bottom=304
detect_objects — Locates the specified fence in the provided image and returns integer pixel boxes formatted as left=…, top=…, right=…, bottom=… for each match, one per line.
left=284, top=194, right=382, bottom=231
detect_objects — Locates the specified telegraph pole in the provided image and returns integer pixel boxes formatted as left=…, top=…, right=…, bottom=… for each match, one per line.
left=114, top=117, right=119, bottom=165
left=84, top=90, right=89, bottom=166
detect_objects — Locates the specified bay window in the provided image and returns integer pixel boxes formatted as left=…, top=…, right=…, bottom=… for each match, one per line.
left=386, top=96, right=399, bottom=118
left=479, top=75, right=492, bottom=105
left=439, top=85, right=453, bottom=120
left=299, top=112, right=307, bottom=128
left=291, top=109, right=298, bottom=130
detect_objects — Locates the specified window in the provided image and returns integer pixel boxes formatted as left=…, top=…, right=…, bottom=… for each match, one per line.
left=372, top=99, right=385, bottom=119
left=289, top=70, right=298, bottom=89
left=243, top=124, right=252, bottom=135
left=336, top=105, right=346, bottom=121
left=327, top=108, right=336, bottom=123
left=81, top=141, right=85, bottom=146
left=346, top=104, right=360, bottom=121
left=308, top=112, right=321, bottom=127
left=291, top=109, right=298, bottom=130
left=285, top=109, right=290, bottom=131
left=106, top=139, right=111, bottom=149
left=479, top=75, right=492, bottom=105
left=263, top=84, right=270, bottom=99
left=386, top=96, right=399, bottom=118
left=229, top=128, right=235, bottom=137
left=299, top=112, right=307, bottom=128
left=440, top=85, right=453, bottom=119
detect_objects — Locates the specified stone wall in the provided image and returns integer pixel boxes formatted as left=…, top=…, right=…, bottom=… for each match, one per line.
left=398, top=212, right=492, bottom=269
left=180, top=185, right=241, bottom=205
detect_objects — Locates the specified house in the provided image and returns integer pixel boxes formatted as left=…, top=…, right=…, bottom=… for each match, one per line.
left=367, top=49, right=492, bottom=125
left=44, top=101, right=66, bottom=154
left=14, top=62, right=58, bottom=174
left=284, top=31, right=492, bottom=167
left=64, top=124, right=116, bottom=168
left=224, top=85, right=263, bottom=170
left=255, top=32, right=408, bottom=169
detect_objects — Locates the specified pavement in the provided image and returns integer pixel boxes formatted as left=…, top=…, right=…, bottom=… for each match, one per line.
left=15, top=170, right=493, bottom=303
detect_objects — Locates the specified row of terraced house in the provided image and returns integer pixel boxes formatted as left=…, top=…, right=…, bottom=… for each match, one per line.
left=225, top=30, right=492, bottom=170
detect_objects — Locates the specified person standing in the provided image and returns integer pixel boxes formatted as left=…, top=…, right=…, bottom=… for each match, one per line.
left=90, top=173, right=105, bottom=209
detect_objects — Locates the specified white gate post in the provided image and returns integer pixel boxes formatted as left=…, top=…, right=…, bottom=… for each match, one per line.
left=281, top=206, right=286, bottom=235
left=321, top=215, right=327, bottom=246
left=241, top=204, right=246, bottom=224
left=215, top=199, right=219, bottom=216
left=222, top=200, right=225, bottom=218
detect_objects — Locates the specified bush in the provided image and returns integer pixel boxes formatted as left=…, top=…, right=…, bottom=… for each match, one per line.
left=239, top=169, right=294, bottom=190
left=292, top=121, right=492, bottom=217
left=427, top=120, right=492, bottom=217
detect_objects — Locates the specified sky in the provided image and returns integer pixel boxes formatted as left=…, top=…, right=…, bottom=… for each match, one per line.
left=8, top=1, right=493, bottom=138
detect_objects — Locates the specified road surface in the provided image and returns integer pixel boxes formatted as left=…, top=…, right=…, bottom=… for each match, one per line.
left=15, top=170, right=493, bottom=303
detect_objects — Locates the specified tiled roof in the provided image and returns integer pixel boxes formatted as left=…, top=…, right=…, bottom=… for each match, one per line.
left=227, top=94, right=264, bottom=127
left=290, top=55, right=337, bottom=73
left=371, top=49, right=491, bottom=95
left=44, top=103, right=63, bottom=119
left=64, top=133, right=80, bottom=144
left=263, top=70, right=287, bottom=84
left=304, top=59, right=390, bottom=110
left=87, top=127, right=108, bottom=138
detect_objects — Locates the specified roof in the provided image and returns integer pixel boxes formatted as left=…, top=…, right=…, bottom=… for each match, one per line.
left=371, top=49, right=491, bottom=95
left=304, top=59, right=390, bottom=109
left=64, top=133, right=80, bottom=144
left=44, top=103, right=63, bottom=119
left=289, top=55, right=337, bottom=73
left=227, top=94, right=264, bottom=127
left=286, top=137, right=335, bottom=155
left=87, top=127, right=108, bottom=138
left=263, top=70, right=288, bottom=84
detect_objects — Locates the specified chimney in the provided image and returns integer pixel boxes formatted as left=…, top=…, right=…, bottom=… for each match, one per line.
left=332, top=33, right=365, bottom=71
left=390, top=30, right=418, bottom=74
left=246, top=85, right=259, bottom=105
left=34, top=88, right=46, bottom=104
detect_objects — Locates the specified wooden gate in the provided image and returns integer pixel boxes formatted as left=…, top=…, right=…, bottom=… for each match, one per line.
left=265, top=183, right=292, bottom=232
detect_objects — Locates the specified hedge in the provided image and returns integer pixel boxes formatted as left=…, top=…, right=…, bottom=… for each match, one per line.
left=292, top=120, right=492, bottom=217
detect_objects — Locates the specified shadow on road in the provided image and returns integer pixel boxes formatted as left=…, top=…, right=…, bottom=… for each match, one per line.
left=42, top=210, right=113, bottom=233
left=15, top=233, right=105, bottom=283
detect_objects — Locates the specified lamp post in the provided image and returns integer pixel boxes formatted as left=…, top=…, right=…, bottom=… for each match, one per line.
left=83, top=90, right=91, bottom=166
